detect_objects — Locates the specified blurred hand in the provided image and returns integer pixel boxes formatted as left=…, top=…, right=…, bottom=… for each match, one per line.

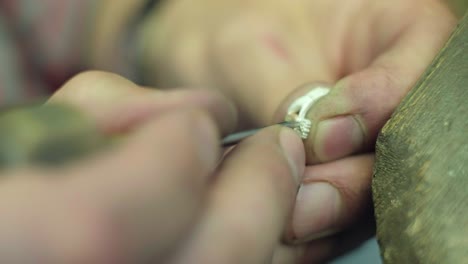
left=138, top=0, right=457, bottom=261
left=0, top=71, right=306, bottom=263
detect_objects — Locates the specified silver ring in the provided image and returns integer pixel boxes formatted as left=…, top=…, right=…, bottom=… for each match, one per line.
left=285, top=86, right=330, bottom=139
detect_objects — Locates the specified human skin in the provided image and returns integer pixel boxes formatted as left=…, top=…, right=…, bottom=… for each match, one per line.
left=136, top=0, right=457, bottom=261
left=0, top=72, right=305, bottom=263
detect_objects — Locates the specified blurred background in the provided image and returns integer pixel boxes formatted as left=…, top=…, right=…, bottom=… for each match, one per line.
left=334, top=239, right=381, bottom=264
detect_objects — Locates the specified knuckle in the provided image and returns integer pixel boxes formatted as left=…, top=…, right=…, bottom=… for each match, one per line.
left=343, top=65, right=404, bottom=116
left=171, top=35, right=205, bottom=75
left=53, top=71, right=136, bottom=103
left=213, top=14, right=269, bottom=54
left=62, top=71, right=117, bottom=92
left=325, top=167, right=372, bottom=215
left=346, top=65, right=397, bottom=94
left=214, top=20, right=245, bottom=53
left=372, top=64, right=409, bottom=111
left=374, top=64, right=401, bottom=92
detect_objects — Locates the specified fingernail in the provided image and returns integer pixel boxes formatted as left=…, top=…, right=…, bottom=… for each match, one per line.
left=279, top=127, right=306, bottom=184
left=292, top=182, right=341, bottom=240
left=314, top=116, right=364, bottom=161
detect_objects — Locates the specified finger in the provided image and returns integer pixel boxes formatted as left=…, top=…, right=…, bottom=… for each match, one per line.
left=64, top=109, right=222, bottom=261
left=138, top=0, right=219, bottom=87
left=168, top=126, right=306, bottom=264
left=49, top=71, right=237, bottom=134
left=209, top=12, right=334, bottom=128
left=285, top=154, right=375, bottom=243
left=276, top=3, right=456, bottom=164
left=0, top=108, right=221, bottom=262
left=272, top=219, right=375, bottom=264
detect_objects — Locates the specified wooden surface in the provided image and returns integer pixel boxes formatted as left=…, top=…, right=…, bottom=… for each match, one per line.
left=372, top=11, right=468, bottom=263
left=445, top=0, right=468, bottom=17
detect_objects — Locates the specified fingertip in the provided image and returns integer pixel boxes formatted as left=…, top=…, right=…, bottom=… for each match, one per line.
left=279, top=127, right=306, bottom=185
left=287, top=155, right=374, bottom=243
left=132, top=108, right=222, bottom=170
left=49, top=71, right=141, bottom=105
left=181, top=88, right=239, bottom=135
left=292, top=182, right=342, bottom=240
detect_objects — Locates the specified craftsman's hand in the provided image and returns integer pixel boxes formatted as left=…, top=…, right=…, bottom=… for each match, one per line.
left=138, top=0, right=457, bottom=262
left=0, top=72, right=306, bottom=263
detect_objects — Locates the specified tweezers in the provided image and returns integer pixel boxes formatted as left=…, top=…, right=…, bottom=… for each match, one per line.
left=221, top=121, right=299, bottom=147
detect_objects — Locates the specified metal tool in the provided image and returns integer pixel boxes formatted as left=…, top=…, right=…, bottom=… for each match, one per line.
left=221, top=121, right=299, bottom=147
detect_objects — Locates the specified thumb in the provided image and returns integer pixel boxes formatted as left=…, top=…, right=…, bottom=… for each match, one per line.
left=276, top=18, right=455, bottom=164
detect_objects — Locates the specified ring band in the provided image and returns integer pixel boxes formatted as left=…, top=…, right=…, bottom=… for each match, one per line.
left=285, top=86, right=330, bottom=139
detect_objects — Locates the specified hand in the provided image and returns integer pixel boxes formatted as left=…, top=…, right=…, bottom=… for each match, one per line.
left=0, top=71, right=306, bottom=263
left=138, top=0, right=457, bottom=262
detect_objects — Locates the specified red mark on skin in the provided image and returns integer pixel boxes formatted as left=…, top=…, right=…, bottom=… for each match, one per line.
left=262, top=34, right=291, bottom=62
